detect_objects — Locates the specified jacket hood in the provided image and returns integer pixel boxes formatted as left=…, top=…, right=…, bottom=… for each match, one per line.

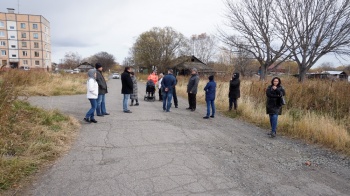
left=233, top=73, right=240, bottom=80
left=87, top=69, right=96, bottom=78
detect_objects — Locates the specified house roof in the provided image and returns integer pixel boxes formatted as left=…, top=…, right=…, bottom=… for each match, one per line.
left=172, top=55, right=213, bottom=72
left=321, top=71, right=346, bottom=75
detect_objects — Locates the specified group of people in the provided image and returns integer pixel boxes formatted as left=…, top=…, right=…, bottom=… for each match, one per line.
left=85, top=64, right=286, bottom=138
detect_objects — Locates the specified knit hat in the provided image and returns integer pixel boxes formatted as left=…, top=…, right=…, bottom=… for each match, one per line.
left=87, top=69, right=96, bottom=78
left=208, top=75, right=214, bottom=81
left=95, top=63, right=102, bottom=69
left=192, top=68, right=197, bottom=73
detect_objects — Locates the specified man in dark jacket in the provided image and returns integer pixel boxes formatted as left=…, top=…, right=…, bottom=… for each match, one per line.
left=95, top=63, right=109, bottom=116
left=229, top=73, right=240, bottom=111
left=203, top=75, right=216, bottom=119
left=161, top=69, right=176, bottom=112
left=186, top=68, right=200, bottom=111
left=121, top=67, right=133, bottom=113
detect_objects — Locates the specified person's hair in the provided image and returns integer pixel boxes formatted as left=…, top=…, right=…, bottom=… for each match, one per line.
left=271, top=77, right=281, bottom=86
left=168, top=69, right=173, bottom=74
left=124, top=66, right=130, bottom=72
left=130, top=71, right=135, bottom=75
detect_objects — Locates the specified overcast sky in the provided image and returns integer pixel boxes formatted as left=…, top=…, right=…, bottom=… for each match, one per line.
left=1, top=0, right=348, bottom=66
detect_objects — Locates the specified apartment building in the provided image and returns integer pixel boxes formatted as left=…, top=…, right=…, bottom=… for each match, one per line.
left=0, top=8, right=51, bottom=70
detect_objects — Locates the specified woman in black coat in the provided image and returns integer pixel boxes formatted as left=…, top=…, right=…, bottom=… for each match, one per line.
left=228, top=73, right=240, bottom=110
left=266, top=77, right=285, bottom=138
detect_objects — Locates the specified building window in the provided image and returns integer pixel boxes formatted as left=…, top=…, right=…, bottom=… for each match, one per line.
left=35, top=60, right=40, bottom=65
left=11, top=45, right=16, bottom=48
left=10, top=26, right=15, bottom=30
left=23, top=60, right=28, bottom=65
left=34, top=42, right=39, bottom=48
left=35, top=51, right=39, bottom=57
left=33, top=24, right=38, bottom=29
left=1, top=50, right=6, bottom=56
left=21, top=23, right=26, bottom=29
left=33, top=33, right=38, bottom=39
left=12, top=54, right=16, bottom=57
left=10, top=35, right=15, bottom=39
left=21, top=33, right=26, bottom=38
left=0, top=21, right=4, bottom=27
left=22, top=42, right=27, bottom=47
left=23, top=51, right=27, bottom=56
left=0, top=41, right=5, bottom=46
left=0, top=31, right=4, bottom=37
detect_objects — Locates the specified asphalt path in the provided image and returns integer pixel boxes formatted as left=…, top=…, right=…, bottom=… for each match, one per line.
left=26, top=76, right=350, bottom=196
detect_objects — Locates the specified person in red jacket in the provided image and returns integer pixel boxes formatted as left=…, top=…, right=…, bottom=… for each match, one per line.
left=147, top=70, right=159, bottom=85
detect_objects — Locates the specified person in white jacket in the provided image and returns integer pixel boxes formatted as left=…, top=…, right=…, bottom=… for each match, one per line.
left=84, top=69, right=98, bottom=123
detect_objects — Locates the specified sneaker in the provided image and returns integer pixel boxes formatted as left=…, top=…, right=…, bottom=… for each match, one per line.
left=271, top=132, right=276, bottom=138
left=135, top=103, right=139, bottom=106
left=210, top=115, right=214, bottom=118
left=124, top=110, right=132, bottom=113
left=97, top=114, right=104, bottom=117
left=175, top=106, right=178, bottom=108
left=90, top=119, right=97, bottom=123
left=203, top=116, right=209, bottom=119
left=83, top=118, right=90, bottom=123
left=186, top=107, right=192, bottom=110
left=191, top=109, right=195, bottom=112
left=103, top=113, right=110, bottom=115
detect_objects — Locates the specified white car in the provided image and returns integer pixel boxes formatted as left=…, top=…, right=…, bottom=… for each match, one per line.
left=71, top=69, right=80, bottom=74
left=112, top=73, right=120, bottom=79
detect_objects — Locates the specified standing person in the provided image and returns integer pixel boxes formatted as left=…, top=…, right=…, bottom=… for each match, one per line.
left=95, top=63, right=109, bottom=116
left=158, top=73, right=164, bottom=101
left=266, top=77, right=286, bottom=138
left=130, top=71, right=139, bottom=106
left=84, top=69, right=98, bottom=123
left=229, top=73, right=241, bottom=111
left=161, top=69, right=176, bottom=112
left=121, top=67, right=133, bottom=113
left=173, top=75, right=178, bottom=108
left=203, top=75, right=216, bottom=119
left=186, top=68, right=200, bottom=111
left=147, top=70, right=159, bottom=86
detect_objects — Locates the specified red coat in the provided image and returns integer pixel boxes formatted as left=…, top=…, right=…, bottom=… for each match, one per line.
left=147, top=73, right=159, bottom=85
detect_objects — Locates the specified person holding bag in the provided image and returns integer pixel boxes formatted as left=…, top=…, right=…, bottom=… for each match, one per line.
left=266, top=77, right=285, bottom=138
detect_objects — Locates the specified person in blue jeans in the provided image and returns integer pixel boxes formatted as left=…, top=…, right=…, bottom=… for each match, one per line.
left=84, top=69, right=98, bottom=123
left=266, top=77, right=285, bottom=138
left=95, top=63, right=109, bottom=116
left=161, top=69, right=176, bottom=112
left=203, top=75, right=216, bottom=119
left=121, top=67, right=133, bottom=113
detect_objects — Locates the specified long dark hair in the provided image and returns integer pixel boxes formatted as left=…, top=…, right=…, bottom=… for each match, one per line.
left=271, top=77, right=281, bottom=86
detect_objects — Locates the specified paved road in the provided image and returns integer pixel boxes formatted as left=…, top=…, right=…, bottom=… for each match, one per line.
left=26, top=77, right=350, bottom=196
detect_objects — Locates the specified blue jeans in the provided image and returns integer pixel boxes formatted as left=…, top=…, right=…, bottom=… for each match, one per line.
left=162, top=92, right=173, bottom=112
left=206, top=100, right=215, bottom=117
left=86, top=99, right=97, bottom=120
left=269, top=114, right=278, bottom=134
left=96, top=94, right=107, bottom=115
left=123, top=94, right=130, bottom=112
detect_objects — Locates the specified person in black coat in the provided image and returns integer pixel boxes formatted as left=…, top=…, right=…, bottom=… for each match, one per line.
left=95, top=63, right=110, bottom=116
left=266, top=77, right=286, bottom=138
left=229, top=73, right=240, bottom=110
left=121, top=67, right=133, bottom=113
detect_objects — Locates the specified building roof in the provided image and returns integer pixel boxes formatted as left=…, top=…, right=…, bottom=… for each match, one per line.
left=172, top=55, right=213, bottom=72
left=321, top=71, right=346, bottom=75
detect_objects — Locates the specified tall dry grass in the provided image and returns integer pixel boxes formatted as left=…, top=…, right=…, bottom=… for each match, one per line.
left=0, top=70, right=80, bottom=192
left=174, top=75, right=350, bottom=155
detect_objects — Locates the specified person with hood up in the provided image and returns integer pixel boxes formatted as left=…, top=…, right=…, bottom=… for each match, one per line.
left=186, top=68, right=200, bottom=111
left=203, top=75, right=216, bottom=119
left=121, top=67, right=133, bottom=113
left=84, top=69, right=98, bottom=123
left=229, top=73, right=241, bottom=111
left=266, top=77, right=286, bottom=138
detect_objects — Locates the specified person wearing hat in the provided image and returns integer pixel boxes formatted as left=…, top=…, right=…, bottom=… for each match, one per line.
left=229, top=72, right=240, bottom=111
left=95, top=63, right=110, bottom=116
left=203, top=75, right=216, bottom=119
left=186, top=68, right=200, bottom=111
left=84, top=69, right=98, bottom=123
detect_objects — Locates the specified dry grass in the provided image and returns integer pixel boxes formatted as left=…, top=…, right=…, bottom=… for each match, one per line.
left=173, top=74, right=350, bottom=155
left=0, top=70, right=81, bottom=193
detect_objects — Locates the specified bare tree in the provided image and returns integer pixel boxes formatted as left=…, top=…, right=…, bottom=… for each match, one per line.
left=219, top=0, right=290, bottom=80
left=61, top=51, right=81, bottom=69
left=92, top=51, right=116, bottom=71
left=190, top=33, right=217, bottom=64
left=277, top=0, right=350, bottom=82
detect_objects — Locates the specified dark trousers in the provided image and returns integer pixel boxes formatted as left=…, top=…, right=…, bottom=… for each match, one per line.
left=229, top=98, right=238, bottom=110
left=173, top=87, right=178, bottom=107
left=158, top=88, right=162, bottom=100
left=188, top=93, right=197, bottom=110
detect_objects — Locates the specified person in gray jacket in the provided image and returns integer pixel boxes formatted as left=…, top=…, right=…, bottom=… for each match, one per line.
left=186, top=68, right=200, bottom=111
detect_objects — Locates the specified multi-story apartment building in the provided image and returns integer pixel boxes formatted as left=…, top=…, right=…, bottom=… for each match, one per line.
left=0, top=8, right=51, bottom=70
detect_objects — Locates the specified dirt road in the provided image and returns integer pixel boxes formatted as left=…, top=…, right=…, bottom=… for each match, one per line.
left=26, top=77, right=350, bottom=195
